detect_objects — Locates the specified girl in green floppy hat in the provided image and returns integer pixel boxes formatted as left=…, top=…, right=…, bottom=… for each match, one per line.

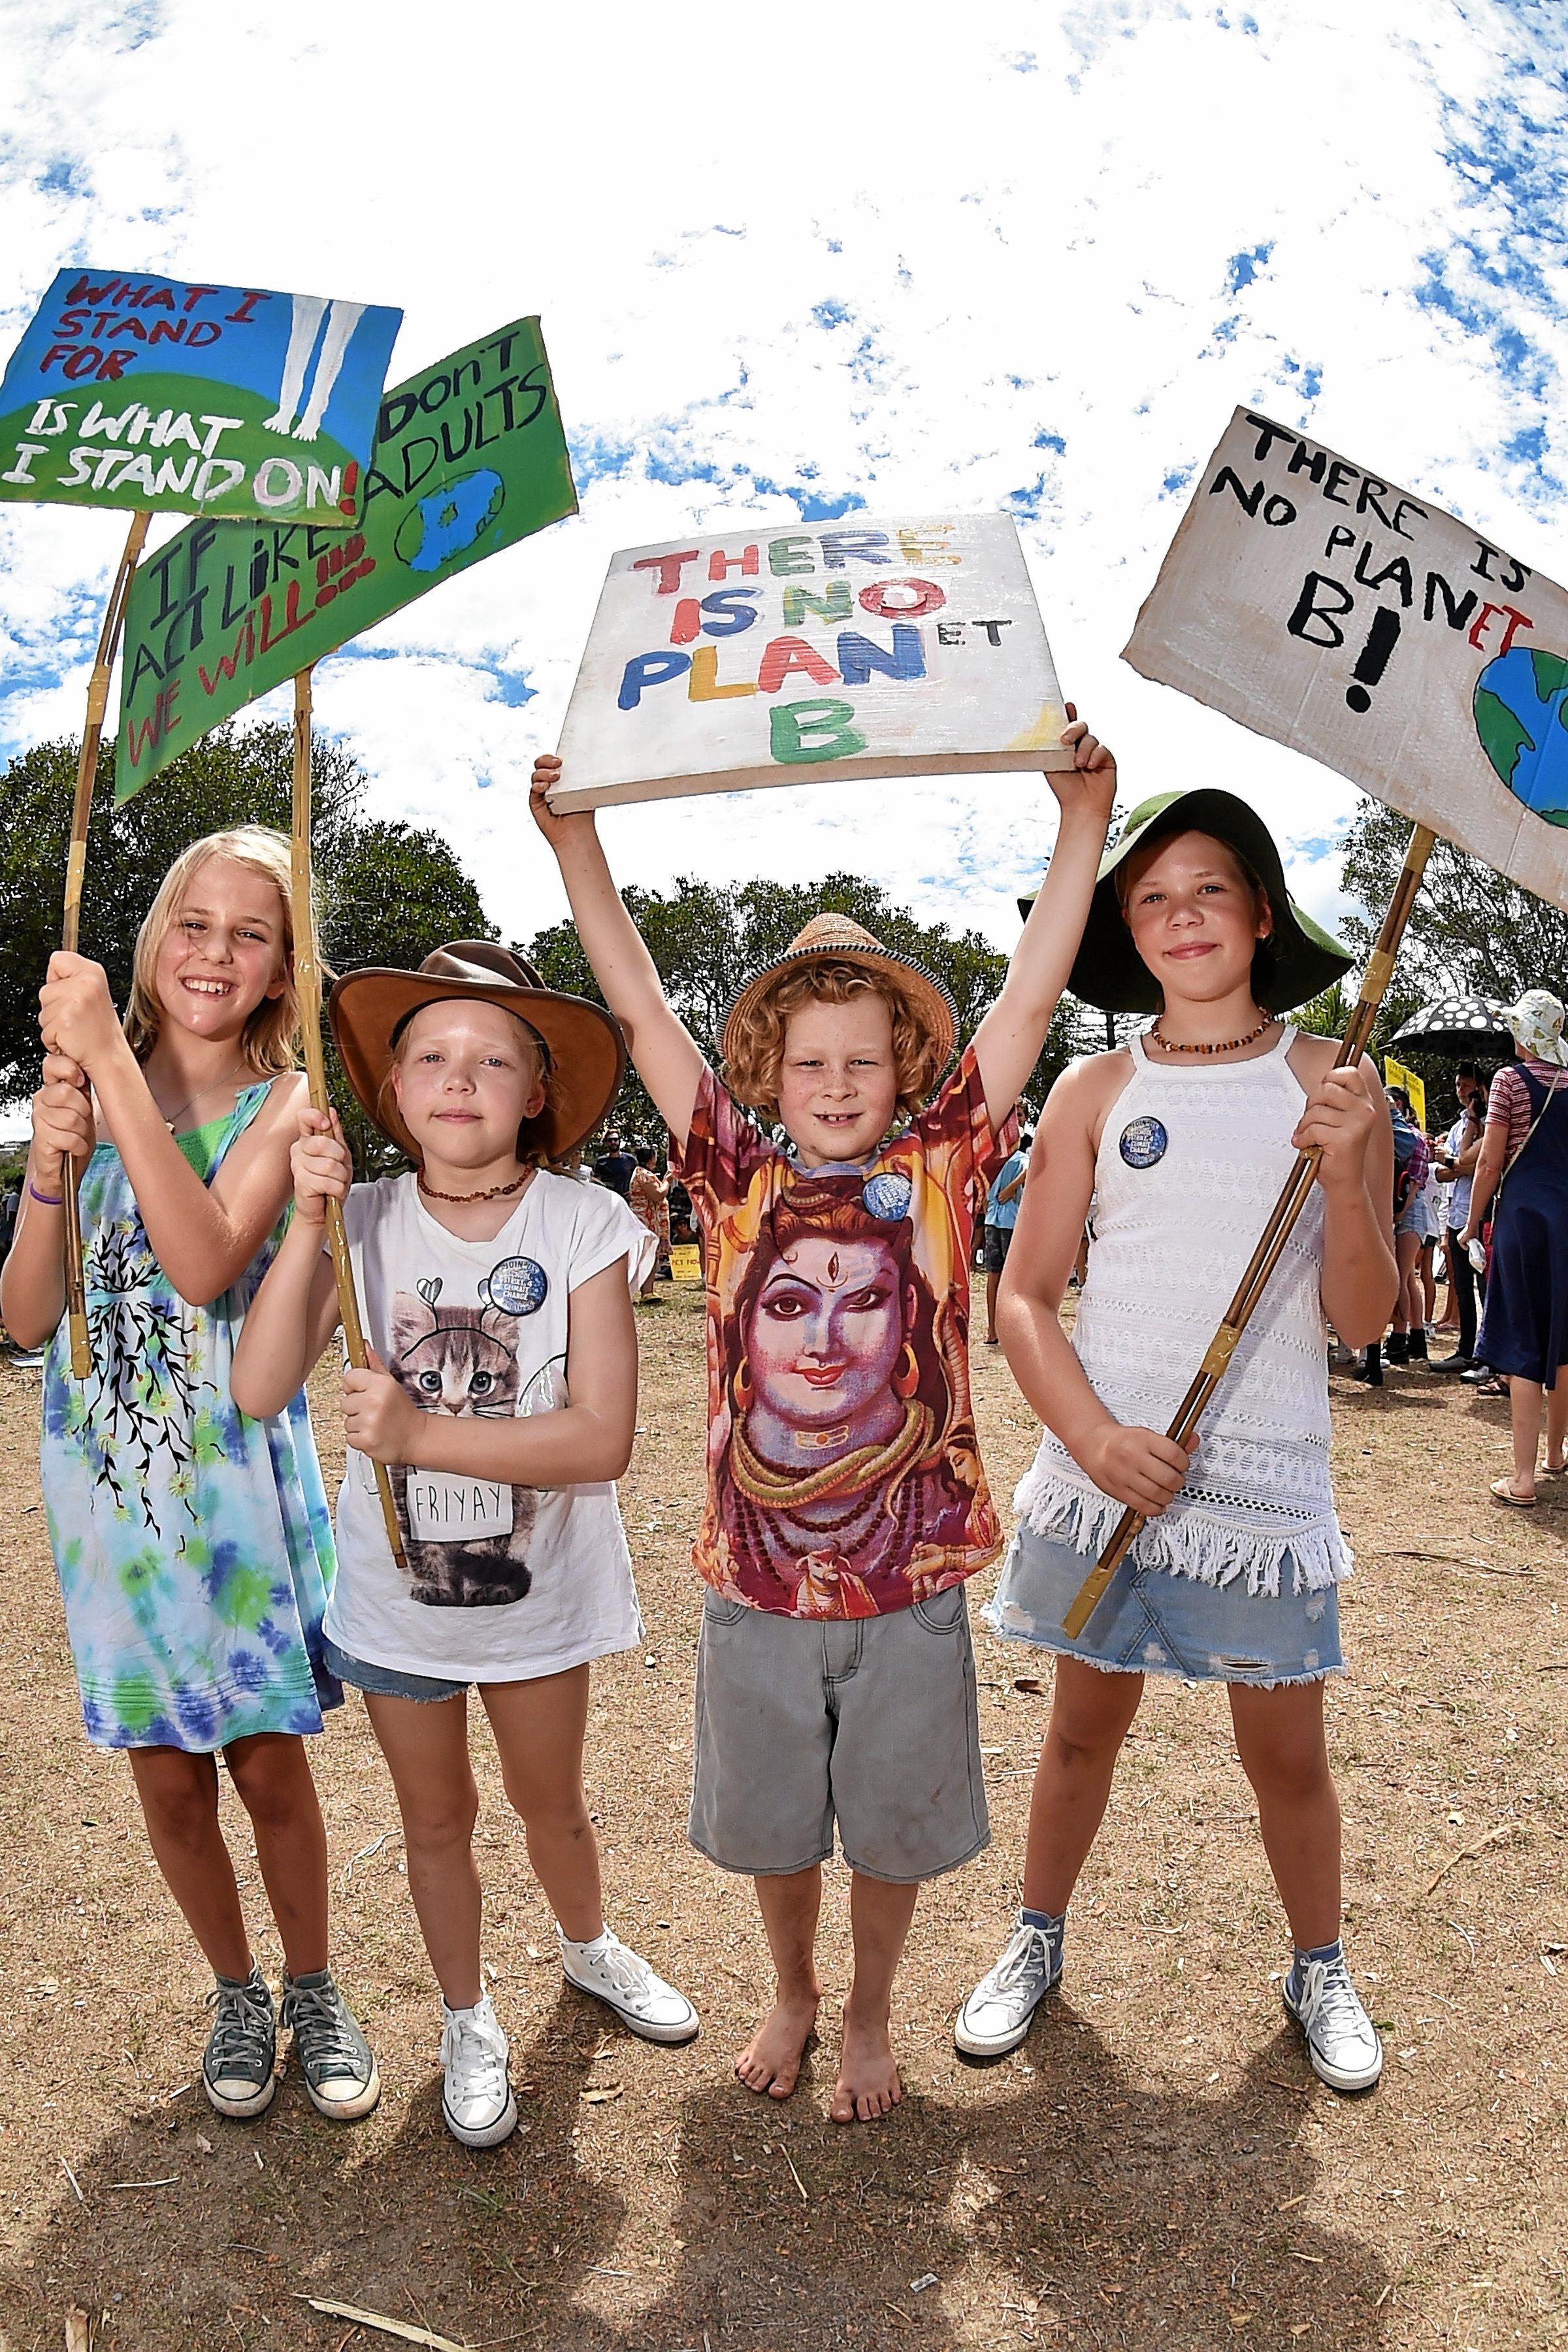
left=958, top=789, right=1401, bottom=2095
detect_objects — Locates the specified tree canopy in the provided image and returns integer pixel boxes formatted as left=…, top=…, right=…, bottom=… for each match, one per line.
left=0, top=723, right=493, bottom=1170
left=524, top=872, right=1097, bottom=1149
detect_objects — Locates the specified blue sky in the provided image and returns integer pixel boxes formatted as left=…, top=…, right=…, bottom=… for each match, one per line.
left=1, top=0, right=1566, bottom=952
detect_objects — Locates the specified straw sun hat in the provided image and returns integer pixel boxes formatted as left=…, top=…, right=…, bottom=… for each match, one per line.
left=719, top=912, right=956, bottom=1071
left=330, top=941, right=625, bottom=1163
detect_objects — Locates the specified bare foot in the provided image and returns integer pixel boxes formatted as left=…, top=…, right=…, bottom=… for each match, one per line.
left=832, top=2006, right=902, bottom=2123
left=735, top=1991, right=819, bottom=2100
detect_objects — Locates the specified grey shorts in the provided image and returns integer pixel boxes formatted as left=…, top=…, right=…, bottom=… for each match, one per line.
left=689, top=1584, right=990, bottom=1884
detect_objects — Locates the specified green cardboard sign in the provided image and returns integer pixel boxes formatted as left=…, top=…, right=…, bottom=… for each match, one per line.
left=116, top=316, right=576, bottom=795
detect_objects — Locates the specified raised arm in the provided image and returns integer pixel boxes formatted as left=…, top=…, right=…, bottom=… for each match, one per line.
left=531, top=757, right=705, bottom=1148
left=971, top=711, right=1116, bottom=1130
left=39, top=953, right=303, bottom=1307
left=229, top=1107, right=346, bottom=1419
left=996, top=1055, right=1191, bottom=1518
left=340, top=1255, right=638, bottom=1488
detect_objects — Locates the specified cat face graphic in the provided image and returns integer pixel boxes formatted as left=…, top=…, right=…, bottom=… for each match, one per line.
left=389, top=1279, right=523, bottom=1418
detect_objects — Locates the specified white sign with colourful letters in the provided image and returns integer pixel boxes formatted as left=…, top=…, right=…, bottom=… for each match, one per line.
left=549, top=512, right=1070, bottom=811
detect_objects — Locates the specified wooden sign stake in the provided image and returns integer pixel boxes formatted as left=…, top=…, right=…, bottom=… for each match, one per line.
left=1062, top=821, right=1437, bottom=1640
left=61, top=507, right=152, bottom=1380
left=291, top=668, right=407, bottom=1573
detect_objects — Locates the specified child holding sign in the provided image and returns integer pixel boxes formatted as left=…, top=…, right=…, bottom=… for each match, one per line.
left=959, top=792, right=1396, bottom=2092
left=1, top=829, right=377, bottom=2124
left=531, top=721, right=1114, bottom=2122
left=232, top=944, right=698, bottom=2148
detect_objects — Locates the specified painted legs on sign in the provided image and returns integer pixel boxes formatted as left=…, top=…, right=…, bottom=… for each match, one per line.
left=127, top=1732, right=330, bottom=1980
left=1227, top=1680, right=1341, bottom=1951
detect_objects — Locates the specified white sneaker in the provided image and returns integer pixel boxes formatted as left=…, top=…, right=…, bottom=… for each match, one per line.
left=1282, top=1950, right=1384, bottom=2092
left=955, top=1916, right=1064, bottom=2057
left=440, top=1993, right=518, bottom=2147
left=559, top=1927, right=700, bottom=2044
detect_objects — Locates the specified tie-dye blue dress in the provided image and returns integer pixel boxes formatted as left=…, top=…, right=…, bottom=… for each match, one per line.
left=41, top=1080, right=340, bottom=1751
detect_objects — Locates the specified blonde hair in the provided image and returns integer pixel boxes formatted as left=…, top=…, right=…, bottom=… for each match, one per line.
left=123, top=827, right=300, bottom=1076
left=723, top=959, right=947, bottom=1122
left=382, top=998, right=561, bottom=1168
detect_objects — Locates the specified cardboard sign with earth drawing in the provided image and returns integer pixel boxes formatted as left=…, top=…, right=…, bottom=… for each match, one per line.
left=1124, top=404, right=1568, bottom=916
left=116, top=316, right=576, bottom=794
left=548, top=512, right=1070, bottom=812
left=0, top=269, right=401, bottom=525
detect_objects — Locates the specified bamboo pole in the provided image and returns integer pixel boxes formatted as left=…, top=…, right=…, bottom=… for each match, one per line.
left=61, top=508, right=152, bottom=1379
left=1061, top=821, right=1436, bottom=1641
left=291, top=668, right=407, bottom=1572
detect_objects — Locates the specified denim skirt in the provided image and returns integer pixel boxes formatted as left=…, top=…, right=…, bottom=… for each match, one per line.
left=984, top=1523, right=1343, bottom=1688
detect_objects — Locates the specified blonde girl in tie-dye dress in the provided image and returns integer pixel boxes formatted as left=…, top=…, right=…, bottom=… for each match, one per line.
left=3, top=826, right=376, bottom=2127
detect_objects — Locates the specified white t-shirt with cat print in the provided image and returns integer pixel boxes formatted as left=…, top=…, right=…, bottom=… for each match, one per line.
left=325, top=1169, right=655, bottom=1682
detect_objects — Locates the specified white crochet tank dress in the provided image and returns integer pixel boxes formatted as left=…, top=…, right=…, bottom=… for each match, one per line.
left=1013, top=1025, right=1350, bottom=1596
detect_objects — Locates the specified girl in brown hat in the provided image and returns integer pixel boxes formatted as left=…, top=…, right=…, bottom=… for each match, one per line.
left=233, top=944, right=698, bottom=2148
left=531, top=718, right=1114, bottom=2126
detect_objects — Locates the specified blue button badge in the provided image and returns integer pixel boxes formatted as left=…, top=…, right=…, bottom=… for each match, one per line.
left=1119, top=1116, right=1169, bottom=1170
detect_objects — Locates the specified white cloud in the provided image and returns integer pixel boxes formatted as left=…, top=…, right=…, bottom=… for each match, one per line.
left=1, top=0, right=1563, bottom=959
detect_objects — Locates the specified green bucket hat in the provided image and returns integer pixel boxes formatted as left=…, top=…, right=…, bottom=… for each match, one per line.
left=1019, top=788, right=1354, bottom=1017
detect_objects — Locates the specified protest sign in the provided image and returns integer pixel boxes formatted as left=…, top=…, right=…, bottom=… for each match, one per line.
left=1124, top=408, right=1568, bottom=915
left=549, top=512, right=1070, bottom=813
left=0, top=270, right=401, bottom=523
left=1384, top=1058, right=1427, bottom=1128
left=116, top=318, right=576, bottom=794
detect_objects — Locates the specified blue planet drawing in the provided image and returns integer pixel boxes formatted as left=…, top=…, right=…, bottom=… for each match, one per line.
left=394, top=467, right=505, bottom=574
left=861, top=1172, right=913, bottom=1221
left=481, top=1255, right=548, bottom=1316
left=1473, top=645, right=1568, bottom=828
left=1119, top=1116, right=1169, bottom=1170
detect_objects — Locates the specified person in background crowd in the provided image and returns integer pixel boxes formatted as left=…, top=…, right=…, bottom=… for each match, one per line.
left=629, top=1145, right=672, bottom=1298
left=1433, top=1065, right=1488, bottom=1374
left=1460, top=992, right=1568, bottom=1505
left=982, top=1130, right=1032, bottom=1345
left=592, top=1132, right=636, bottom=1198
left=1359, top=1086, right=1429, bottom=1379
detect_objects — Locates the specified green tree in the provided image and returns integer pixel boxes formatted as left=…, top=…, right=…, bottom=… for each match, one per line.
left=524, top=872, right=1090, bottom=1152
left=1339, top=795, right=1568, bottom=1115
left=0, top=723, right=493, bottom=1173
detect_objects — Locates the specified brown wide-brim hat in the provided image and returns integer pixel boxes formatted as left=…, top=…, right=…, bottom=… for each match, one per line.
left=330, top=941, right=626, bottom=1164
left=719, top=911, right=956, bottom=1072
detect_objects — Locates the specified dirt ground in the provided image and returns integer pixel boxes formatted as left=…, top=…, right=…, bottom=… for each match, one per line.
left=2, top=1278, right=1566, bottom=2352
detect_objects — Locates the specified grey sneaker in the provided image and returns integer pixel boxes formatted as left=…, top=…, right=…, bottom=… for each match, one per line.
left=441, top=1993, right=517, bottom=2148
left=281, top=1968, right=380, bottom=2120
left=955, top=1916, right=1064, bottom=2057
left=1282, top=1950, right=1384, bottom=2091
left=559, top=1927, right=700, bottom=2044
left=203, top=1964, right=278, bottom=2119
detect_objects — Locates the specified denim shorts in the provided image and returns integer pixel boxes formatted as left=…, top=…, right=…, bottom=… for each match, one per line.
left=321, top=1637, right=467, bottom=1704
left=984, top=1524, right=1343, bottom=1688
left=689, top=1582, right=990, bottom=1884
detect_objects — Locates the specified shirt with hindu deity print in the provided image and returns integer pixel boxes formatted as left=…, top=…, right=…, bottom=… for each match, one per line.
left=670, top=1048, right=1015, bottom=1620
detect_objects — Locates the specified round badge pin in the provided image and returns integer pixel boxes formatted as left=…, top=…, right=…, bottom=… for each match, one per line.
left=481, top=1255, right=549, bottom=1316
left=861, top=1172, right=913, bottom=1221
left=1119, top=1116, right=1169, bottom=1170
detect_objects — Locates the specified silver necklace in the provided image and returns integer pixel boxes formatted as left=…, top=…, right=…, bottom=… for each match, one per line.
left=158, top=1061, right=247, bottom=1133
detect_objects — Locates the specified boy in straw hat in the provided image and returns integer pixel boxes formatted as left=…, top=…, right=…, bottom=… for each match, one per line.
left=531, top=720, right=1114, bottom=2123
left=235, top=945, right=698, bottom=2148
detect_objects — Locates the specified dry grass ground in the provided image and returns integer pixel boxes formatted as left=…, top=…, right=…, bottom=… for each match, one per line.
left=1, top=1281, right=1566, bottom=2352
